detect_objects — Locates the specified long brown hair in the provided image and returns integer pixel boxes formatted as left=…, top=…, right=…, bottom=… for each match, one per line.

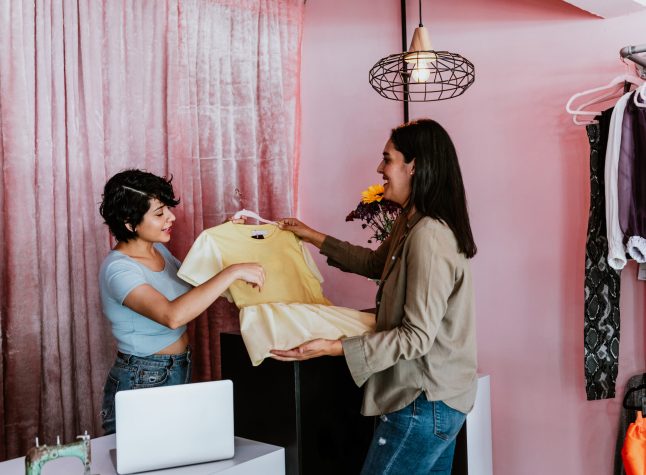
left=390, top=119, right=477, bottom=258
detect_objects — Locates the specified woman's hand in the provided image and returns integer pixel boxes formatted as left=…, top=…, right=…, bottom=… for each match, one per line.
left=270, top=339, right=343, bottom=361
left=278, top=218, right=326, bottom=248
left=226, top=263, right=265, bottom=290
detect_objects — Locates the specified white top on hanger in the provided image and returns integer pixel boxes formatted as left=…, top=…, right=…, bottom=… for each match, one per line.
left=232, top=209, right=278, bottom=226
left=565, top=73, right=643, bottom=125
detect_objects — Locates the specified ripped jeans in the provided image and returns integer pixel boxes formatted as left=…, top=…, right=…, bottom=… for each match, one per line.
left=360, top=394, right=466, bottom=475
left=100, top=347, right=192, bottom=435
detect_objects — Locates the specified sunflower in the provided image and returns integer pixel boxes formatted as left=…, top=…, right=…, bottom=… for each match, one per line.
left=361, top=184, right=384, bottom=204
left=347, top=188, right=402, bottom=244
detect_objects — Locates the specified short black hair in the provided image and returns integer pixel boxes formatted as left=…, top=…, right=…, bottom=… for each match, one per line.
left=99, top=169, right=180, bottom=242
left=390, top=119, right=477, bottom=258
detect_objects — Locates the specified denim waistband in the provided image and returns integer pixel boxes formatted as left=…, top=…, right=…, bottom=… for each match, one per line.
left=116, top=345, right=191, bottom=368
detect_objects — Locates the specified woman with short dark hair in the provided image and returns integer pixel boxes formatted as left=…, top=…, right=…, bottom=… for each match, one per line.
left=273, top=119, right=477, bottom=475
left=98, top=169, right=265, bottom=435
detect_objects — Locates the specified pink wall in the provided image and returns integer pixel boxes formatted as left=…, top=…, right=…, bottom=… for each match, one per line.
left=299, top=0, right=646, bottom=473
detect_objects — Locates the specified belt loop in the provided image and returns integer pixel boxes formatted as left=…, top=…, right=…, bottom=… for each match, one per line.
left=118, top=352, right=132, bottom=365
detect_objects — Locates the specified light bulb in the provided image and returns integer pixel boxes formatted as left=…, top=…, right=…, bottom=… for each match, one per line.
left=411, top=61, right=431, bottom=83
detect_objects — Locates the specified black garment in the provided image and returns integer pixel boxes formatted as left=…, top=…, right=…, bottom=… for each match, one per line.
left=614, top=374, right=646, bottom=475
left=621, top=96, right=646, bottom=241
left=584, top=110, right=621, bottom=400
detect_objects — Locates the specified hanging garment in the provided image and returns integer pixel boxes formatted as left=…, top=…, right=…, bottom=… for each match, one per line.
left=619, top=94, right=646, bottom=261
left=616, top=374, right=646, bottom=475
left=584, top=109, right=622, bottom=400
left=622, top=411, right=646, bottom=475
left=618, top=92, right=637, bottom=239
left=179, top=222, right=331, bottom=307
left=605, top=92, right=632, bottom=270
left=178, top=222, right=375, bottom=365
left=238, top=302, right=375, bottom=365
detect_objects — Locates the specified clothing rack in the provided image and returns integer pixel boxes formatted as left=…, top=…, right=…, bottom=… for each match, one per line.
left=620, top=43, right=646, bottom=78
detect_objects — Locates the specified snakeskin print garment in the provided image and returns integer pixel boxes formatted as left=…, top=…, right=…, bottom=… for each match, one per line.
left=584, top=110, right=621, bottom=400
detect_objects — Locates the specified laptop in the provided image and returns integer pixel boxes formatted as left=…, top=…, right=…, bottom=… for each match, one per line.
left=114, top=380, right=234, bottom=474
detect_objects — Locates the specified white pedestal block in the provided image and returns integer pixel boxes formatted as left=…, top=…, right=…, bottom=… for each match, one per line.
left=463, top=374, right=493, bottom=475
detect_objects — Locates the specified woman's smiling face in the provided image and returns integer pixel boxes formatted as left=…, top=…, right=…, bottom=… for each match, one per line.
left=377, top=139, right=415, bottom=207
left=131, top=198, right=176, bottom=243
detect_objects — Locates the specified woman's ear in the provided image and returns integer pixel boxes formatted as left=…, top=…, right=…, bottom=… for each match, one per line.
left=125, top=222, right=134, bottom=233
left=409, top=159, right=416, bottom=176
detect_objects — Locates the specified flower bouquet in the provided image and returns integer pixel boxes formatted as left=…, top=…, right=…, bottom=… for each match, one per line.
left=346, top=184, right=402, bottom=244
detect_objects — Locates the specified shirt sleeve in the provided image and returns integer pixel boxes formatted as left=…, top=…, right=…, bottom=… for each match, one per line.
left=342, top=225, right=456, bottom=387
left=605, top=92, right=631, bottom=270
left=299, top=239, right=325, bottom=283
left=177, top=231, right=224, bottom=286
left=104, top=259, right=148, bottom=305
left=320, top=235, right=390, bottom=279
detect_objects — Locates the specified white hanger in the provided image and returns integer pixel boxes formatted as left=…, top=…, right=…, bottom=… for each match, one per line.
left=566, top=73, right=643, bottom=125
left=232, top=209, right=278, bottom=226
left=633, top=82, right=646, bottom=108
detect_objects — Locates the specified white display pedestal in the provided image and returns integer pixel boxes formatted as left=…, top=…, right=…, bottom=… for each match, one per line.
left=454, top=374, right=493, bottom=475
left=0, top=435, right=285, bottom=475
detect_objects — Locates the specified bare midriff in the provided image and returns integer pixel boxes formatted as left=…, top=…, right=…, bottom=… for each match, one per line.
left=155, top=332, right=190, bottom=355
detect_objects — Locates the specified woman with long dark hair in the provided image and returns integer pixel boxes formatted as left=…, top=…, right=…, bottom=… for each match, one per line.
left=273, top=119, right=477, bottom=474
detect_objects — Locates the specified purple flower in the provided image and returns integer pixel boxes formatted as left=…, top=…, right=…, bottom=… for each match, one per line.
left=346, top=199, right=402, bottom=243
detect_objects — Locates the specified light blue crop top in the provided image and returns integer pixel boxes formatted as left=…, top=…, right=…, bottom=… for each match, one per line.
left=99, top=243, right=192, bottom=356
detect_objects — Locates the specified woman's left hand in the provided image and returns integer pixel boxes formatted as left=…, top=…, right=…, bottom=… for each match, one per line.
left=270, top=339, right=343, bottom=361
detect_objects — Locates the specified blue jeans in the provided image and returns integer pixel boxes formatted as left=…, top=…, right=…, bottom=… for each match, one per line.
left=360, top=394, right=466, bottom=475
left=100, top=347, right=192, bottom=435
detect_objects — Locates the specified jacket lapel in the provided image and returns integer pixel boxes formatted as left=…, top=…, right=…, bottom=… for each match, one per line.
left=377, top=211, right=423, bottom=301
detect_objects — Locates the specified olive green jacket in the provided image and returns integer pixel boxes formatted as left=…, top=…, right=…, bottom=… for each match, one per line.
left=320, top=213, right=477, bottom=416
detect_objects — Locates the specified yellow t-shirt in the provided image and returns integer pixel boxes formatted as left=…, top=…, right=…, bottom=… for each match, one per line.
left=178, top=222, right=375, bottom=365
left=177, top=222, right=331, bottom=308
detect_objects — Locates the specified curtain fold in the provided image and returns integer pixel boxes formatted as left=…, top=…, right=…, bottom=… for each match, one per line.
left=0, top=0, right=304, bottom=460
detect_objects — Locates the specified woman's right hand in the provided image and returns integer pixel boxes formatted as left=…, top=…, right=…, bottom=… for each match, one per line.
left=227, top=263, right=265, bottom=290
left=278, top=218, right=326, bottom=248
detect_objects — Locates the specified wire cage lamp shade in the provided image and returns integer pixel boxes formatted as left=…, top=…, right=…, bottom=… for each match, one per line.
left=369, top=50, right=474, bottom=102
left=369, top=1, right=475, bottom=102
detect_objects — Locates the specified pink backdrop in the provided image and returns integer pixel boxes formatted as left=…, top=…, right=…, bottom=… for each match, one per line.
left=299, top=0, right=646, bottom=473
left=0, top=0, right=303, bottom=460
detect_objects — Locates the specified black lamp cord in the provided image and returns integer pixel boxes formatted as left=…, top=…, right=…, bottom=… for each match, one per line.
left=419, top=0, right=423, bottom=27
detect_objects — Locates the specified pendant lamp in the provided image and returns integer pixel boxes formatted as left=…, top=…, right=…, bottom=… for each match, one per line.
left=369, top=0, right=475, bottom=102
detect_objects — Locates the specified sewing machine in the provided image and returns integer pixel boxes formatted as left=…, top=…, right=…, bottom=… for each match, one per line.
left=24, top=432, right=92, bottom=475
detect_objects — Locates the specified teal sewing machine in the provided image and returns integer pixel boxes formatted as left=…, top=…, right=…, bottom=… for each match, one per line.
left=24, top=432, right=92, bottom=475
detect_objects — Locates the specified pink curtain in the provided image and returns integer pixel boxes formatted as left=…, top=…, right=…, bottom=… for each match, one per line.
left=0, top=0, right=303, bottom=461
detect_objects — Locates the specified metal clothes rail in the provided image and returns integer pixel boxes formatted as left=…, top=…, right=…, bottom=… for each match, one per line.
left=621, top=43, right=646, bottom=77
